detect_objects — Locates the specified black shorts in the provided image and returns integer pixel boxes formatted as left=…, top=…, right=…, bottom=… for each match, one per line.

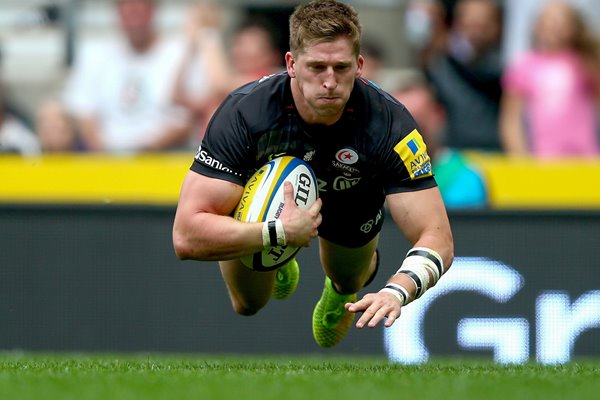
left=317, top=193, right=385, bottom=248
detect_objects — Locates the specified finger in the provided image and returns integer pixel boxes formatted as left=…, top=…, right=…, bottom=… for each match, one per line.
left=355, top=305, right=380, bottom=329
left=283, top=181, right=296, bottom=205
left=367, top=306, right=392, bottom=328
left=384, top=309, right=401, bottom=328
left=310, top=198, right=322, bottom=214
left=346, top=298, right=371, bottom=313
left=314, top=212, right=322, bottom=228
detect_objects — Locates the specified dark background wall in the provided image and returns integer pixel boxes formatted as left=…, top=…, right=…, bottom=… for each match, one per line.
left=1, top=206, right=599, bottom=360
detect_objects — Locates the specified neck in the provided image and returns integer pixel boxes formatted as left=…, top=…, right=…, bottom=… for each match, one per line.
left=128, top=31, right=156, bottom=53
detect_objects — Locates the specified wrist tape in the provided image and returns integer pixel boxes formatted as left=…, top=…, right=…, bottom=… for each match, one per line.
left=395, top=247, right=444, bottom=299
left=379, top=283, right=409, bottom=306
left=262, top=220, right=286, bottom=248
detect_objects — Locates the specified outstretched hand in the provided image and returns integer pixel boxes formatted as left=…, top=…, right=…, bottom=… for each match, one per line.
left=279, top=181, right=322, bottom=247
left=345, top=292, right=402, bottom=328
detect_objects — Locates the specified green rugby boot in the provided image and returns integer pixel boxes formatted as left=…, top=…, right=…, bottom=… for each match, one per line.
left=272, top=258, right=300, bottom=300
left=312, top=277, right=357, bottom=348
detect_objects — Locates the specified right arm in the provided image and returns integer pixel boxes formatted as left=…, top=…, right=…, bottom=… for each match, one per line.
left=172, top=170, right=322, bottom=261
left=499, top=91, right=528, bottom=156
left=172, top=2, right=229, bottom=115
left=75, top=115, right=104, bottom=152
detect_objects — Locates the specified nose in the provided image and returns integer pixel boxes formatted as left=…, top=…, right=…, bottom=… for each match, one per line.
left=322, top=67, right=338, bottom=90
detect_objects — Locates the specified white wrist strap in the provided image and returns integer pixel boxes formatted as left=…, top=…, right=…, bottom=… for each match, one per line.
left=262, top=220, right=286, bottom=248
left=262, top=222, right=271, bottom=248
left=379, top=283, right=409, bottom=306
left=395, top=247, right=444, bottom=299
left=275, top=219, right=286, bottom=246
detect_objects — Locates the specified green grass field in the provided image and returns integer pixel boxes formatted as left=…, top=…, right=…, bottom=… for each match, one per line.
left=1, top=353, right=599, bottom=400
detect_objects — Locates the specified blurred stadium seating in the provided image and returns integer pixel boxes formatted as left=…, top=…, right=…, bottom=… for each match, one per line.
left=0, top=0, right=408, bottom=118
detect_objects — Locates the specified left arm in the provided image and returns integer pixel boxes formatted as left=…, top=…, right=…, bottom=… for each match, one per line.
left=386, top=186, right=453, bottom=267
left=346, top=186, right=454, bottom=328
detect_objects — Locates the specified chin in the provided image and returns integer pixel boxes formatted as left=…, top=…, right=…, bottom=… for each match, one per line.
left=316, top=104, right=343, bottom=114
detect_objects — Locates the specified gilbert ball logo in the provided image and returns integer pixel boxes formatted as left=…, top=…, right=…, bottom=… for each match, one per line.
left=335, top=148, right=358, bottom=165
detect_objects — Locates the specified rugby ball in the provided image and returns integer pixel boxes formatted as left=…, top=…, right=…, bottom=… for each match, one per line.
left=234, top=156, right=318, bottom=271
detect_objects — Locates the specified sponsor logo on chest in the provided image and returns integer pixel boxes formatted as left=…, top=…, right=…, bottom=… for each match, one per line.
left=319, top=147, right=363, bottom=192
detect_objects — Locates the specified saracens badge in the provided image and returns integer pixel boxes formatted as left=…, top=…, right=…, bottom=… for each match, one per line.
left=335, top=148, right=359, bottom=165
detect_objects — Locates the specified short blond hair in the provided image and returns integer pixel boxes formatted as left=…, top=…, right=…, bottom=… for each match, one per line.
left=289, top=0, right=362, bottom=57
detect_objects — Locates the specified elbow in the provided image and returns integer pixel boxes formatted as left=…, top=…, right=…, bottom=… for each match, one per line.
left=172, top=229, right=199, bottom=260
left=173, top=235, right=192, bottom=260
left=172, top=231, right=216, bottom=261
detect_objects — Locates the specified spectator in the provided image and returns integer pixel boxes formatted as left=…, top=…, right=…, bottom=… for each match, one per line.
left=36, top=100, right=77, bottom=152
left=360, top=38, right=386, bottom=85
left=500, top=1, right=600, bottom=158
left=392, top=72, right=487, bottom=209
left=503, top=0, right=600, bottom=64
left=0, top=89, right=40, bottom=156
left=404, top=0, right=451, bottom=69
left=0, top=47, right=40, bottom=156
left=228, top=18, right=283, bottom=90
left=423, top=0, right=503, bottom=151
left=44, top=0, right=192, bottom=153
left=171, top=0, right=230, bottom=142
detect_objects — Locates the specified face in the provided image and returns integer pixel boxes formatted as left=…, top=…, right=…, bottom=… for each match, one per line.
left=116, top=0, right=155, bottom=48
left=231, top=27, right=280, bottom=76
left=534, top=2, right=578, bottom=51
left=455, top=0, right=500, bottom=52
left=286, top=37, right=363, bottom=125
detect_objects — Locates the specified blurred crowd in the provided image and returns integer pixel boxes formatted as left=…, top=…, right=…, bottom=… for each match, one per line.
left=1, top=0, right=286, bottom=155
left=1, top=0, right=600, bottom=207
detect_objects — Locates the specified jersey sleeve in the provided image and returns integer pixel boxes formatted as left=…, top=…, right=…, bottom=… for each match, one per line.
left=379, top=102, right=437, bottom=194
left=502, top=53, right=531, bottom=96
left=190, top=93, right=254, bottom=186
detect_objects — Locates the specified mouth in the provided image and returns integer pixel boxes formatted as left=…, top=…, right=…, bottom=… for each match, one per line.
left=318, top=96, right=341, bottom=103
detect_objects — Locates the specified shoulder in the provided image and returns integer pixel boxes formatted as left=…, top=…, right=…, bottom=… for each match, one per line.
left=352, top=78, right=417, bottom=138
left=508, top=51, right=539, bottom=69
left=354, top=78, right=409, bottom=117
left=218, top=73, right=289, bottom=123
left=153, top=35, right=187, bottom=58
left=352, top=79, right=434, bottom=179
left=230, top=72, right=288, bottom=98
left=355, top=77, right=403, bottom=107
left=71, top=37, right=128, bottom=74
left=503, top=51, right=539, bottom=89
left=78, top=36, right=123, bottom=58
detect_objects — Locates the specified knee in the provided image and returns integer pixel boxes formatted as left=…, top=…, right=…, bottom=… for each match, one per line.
left=331, top=276, right=364, bottom=295
left=230, top=298, right=265, bottom=316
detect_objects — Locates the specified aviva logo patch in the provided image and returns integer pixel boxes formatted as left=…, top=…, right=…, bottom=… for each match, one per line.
left=394, top=129, right=433, bottom=180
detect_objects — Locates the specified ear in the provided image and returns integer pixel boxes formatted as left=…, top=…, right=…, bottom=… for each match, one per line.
left=285, top=52, right=296, bottom=78
left=356, top=55, right=365, bottom=78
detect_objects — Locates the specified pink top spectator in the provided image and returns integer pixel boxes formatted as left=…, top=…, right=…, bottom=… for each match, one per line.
left=503, top=50, right=599, bottom=157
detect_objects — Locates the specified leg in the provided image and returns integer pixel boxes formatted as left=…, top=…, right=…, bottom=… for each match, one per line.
left=312, top=235, right=379, bottom=348
left=219, top=259, right=276, bottom=316
left=319, top=235, right=379, bottom=294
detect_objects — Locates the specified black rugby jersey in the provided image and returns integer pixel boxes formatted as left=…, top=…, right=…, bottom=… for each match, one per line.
left=191, top=72, right=436, bottom=210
